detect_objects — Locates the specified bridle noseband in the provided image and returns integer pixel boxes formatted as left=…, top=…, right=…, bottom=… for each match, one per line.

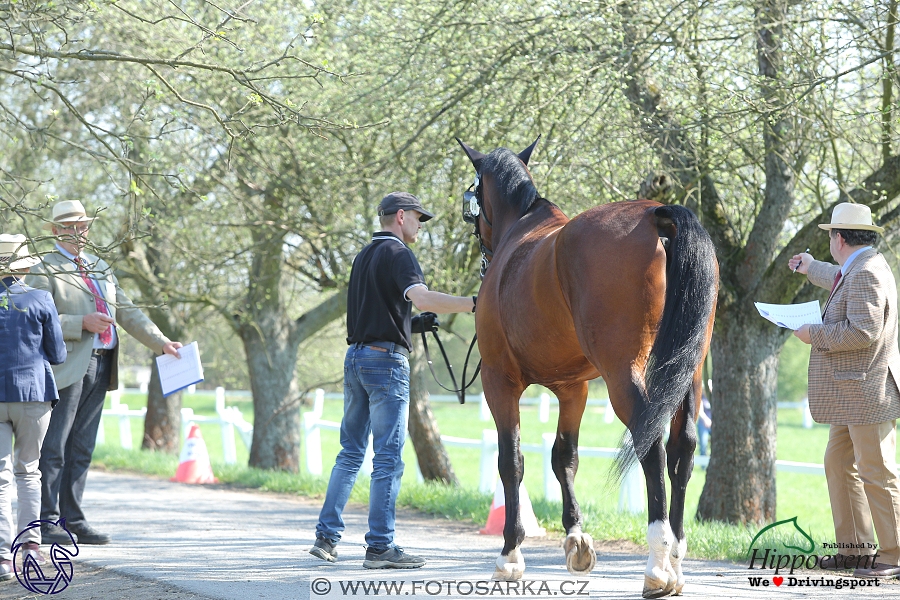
left=463, top=173, right=493, bottom=278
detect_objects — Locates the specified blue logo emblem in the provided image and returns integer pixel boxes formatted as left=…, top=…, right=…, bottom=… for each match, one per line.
left=12, top=519, right=78, bottom=594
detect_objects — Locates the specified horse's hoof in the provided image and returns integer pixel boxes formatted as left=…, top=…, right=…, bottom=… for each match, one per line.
left=643, top=571, right=675, bottom=599
left=492, top=550, right=525, bottom=581
left=564, top=532, right=597, bottom=576
left=492, top=566, right=524, bottom=581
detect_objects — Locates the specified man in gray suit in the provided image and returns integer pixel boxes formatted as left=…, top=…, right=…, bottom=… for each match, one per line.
left=790, top=203, right=900, bottom=580
left=29, top=200, right=183, bottom=546
left=0, top=234, right=66, bottom=579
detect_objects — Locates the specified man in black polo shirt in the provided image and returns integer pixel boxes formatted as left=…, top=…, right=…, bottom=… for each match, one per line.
left=311, top=192, right=476, bottom=569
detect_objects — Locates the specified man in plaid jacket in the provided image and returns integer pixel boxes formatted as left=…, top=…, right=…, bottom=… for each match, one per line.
left=790, top=203, right=900, bottom=580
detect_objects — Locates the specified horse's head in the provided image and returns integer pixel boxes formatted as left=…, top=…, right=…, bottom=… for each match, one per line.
left=455, top=137, right=541, bottom=276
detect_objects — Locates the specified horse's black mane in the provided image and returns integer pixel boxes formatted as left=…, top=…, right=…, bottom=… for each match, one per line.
left=482, top=148, right=539, bottom=216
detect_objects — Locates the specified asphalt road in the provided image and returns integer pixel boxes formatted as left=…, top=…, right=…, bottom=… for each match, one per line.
left=0, top=471, right=896, bottom=599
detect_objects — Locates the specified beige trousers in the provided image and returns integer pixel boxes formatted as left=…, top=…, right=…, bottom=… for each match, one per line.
left=0, top=402, right=52, bottom=561
left=824, top=421, right=900, bottom=566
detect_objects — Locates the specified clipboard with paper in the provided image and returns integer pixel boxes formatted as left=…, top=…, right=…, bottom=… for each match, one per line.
left=754, top=300, right=823, bottom=330
left=155, top=341, right=204, bottom=397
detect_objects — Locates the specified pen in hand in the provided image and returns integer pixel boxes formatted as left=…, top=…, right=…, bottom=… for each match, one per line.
left=793, top=248, right=810, bottom=273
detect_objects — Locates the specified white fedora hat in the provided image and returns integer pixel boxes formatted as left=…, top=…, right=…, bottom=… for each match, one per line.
left=0, top=234, right=41, bottom=272
left=43, top=200, right=97, bottom=231
left=818, top=202, right=884, bottom=233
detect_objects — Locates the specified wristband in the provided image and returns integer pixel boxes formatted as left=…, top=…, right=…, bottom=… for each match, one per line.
left=472, top=296, right=477, bottom=312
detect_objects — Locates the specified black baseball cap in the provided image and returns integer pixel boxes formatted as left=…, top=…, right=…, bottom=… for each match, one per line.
left=377, top=191, right=435, bottom=222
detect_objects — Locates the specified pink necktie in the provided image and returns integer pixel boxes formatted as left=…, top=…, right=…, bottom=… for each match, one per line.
left=76, top=257, right=112, bottom=345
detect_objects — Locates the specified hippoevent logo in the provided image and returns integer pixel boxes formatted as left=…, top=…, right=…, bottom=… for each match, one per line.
left=746, top=516, right=880, bottom=590
left=12, top=519, right=79, bottom=594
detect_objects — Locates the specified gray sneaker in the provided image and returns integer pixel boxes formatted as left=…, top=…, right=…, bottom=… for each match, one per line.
left=310, top=538, right=338, bottom=563
left=40, top=522, right=77, bottom=546
left=363, top=546, right=426, bottom=569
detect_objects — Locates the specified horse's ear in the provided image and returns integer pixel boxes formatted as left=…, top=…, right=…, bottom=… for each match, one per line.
left=518, top=135, right=541, bottom=166
left=456, top=138, right=487, bottom=171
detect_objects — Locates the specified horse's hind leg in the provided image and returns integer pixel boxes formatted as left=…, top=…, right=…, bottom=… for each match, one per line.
left=550, top=381, right=596, bottom=576
left=666, top=387, right=699, bottom=596
left=641, top=434, right=677, bottom=598
left=483, top=367, right=527, bottom=581
left=608, top=373, right=676, bottom=598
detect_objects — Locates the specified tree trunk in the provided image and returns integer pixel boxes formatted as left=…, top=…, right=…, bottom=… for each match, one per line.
left=696, top=311, right=781, bottom=523
left=242, top=307, right=303, bottom=472
left=407, top=335, right=458, bottom=485
left=142, top=361, right=183, bottom=453
left=242, top=289, right=348, bottom=471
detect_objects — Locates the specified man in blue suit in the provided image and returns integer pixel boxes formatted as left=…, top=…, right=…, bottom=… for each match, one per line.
left=0, top=234, right=66, bottom=580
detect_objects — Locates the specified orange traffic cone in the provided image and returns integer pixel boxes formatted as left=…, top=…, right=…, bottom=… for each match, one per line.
left=479, top=478, right=546, bottom=536
left=171, top=423, right=218, bottom=484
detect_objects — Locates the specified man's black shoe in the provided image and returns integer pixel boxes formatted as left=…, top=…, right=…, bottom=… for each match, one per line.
left=363, top=546, right=425, bottom=569
left=67, top=523, right=111, bottom=545
left=40, top=522, right=77, bottom=546
left=310, top=538, right=338, bottom=563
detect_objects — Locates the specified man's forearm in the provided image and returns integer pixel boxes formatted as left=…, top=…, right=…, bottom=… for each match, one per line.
left=409, top=288, right=474, bottom=314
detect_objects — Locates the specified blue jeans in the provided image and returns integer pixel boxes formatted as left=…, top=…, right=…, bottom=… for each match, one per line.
left=698, top=421, right=710, bottom=457
left=316, top=344, right=410, bottom=549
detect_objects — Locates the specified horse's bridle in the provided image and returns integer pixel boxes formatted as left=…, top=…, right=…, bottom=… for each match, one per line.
left=463, top=173, right=493, bottom=278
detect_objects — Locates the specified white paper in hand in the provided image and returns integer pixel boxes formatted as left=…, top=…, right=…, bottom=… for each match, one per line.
left=155, top=341, right=204, bottom=397
left=754, top=300, right=823, bottom=330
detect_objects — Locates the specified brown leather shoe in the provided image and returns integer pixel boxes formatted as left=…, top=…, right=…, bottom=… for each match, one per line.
left=853, top=562, right=900, bottom=579
left=819, top=555, right=854, bottom=570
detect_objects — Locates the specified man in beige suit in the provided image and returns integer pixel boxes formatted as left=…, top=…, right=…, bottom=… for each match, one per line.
left=790, top=202, right=900, bottom=580
left=28, top=200, right=183, bottom=546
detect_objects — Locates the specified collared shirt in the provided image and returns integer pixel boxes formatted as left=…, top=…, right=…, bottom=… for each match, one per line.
left=841, top=246, right=872, bottom=276
left=56, top=244, right=118, bottom=350
left=345, top=232, right=427, bottom=351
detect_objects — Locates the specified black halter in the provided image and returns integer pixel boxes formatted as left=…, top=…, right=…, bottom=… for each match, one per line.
left=463, top=174, right=493, bottom=278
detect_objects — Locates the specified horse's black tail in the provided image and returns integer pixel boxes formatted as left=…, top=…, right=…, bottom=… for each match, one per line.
left=616, top=204, right=718, bottom=480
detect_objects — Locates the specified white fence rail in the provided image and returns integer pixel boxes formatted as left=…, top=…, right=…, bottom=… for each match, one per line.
left=98, top=386, right=253, bottom=464
left=101, top=385, right=825, bottom=511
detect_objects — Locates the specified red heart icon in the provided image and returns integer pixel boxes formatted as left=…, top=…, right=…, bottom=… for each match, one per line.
left=773, top=577, right=783, bottom=586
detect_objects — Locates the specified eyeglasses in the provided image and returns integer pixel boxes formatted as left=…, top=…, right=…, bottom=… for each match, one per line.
left=55, top=224, right=90, bottom=233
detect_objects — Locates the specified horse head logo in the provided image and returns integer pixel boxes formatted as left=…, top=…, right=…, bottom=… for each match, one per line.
left=749, top=516, right=815, bottom=555
left=12, top=519, right=78, bottom=594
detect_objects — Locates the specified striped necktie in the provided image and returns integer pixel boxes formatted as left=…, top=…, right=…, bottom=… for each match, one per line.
left=76, top=257, right=113, bottom=345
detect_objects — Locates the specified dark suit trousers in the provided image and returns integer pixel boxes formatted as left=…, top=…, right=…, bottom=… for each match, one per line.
left=40, top=353, right=112, bottom=527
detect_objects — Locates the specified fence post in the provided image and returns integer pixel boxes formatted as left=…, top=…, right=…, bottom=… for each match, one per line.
left=542, top=432, right=561, bottom=501
left=539, top=393, right=550, bottom=424
left=618, top=460, right=645, bottom=513
left=180, top=408, right=195, bottom=442
left=479, top=429, right=498, bottom=493
left=604, top=398, right=616, bottom=424
left=313, top=388, right=325, bottom=417
left=301, top=389, right=326, bottom=475
left=217, top=388, right=237, bottom=465
left=480, top=393, right=491, bottom=422
left=802, top=397, right=813, bottom=429
left=303, top=413, right=322, bottom=475
left=116, top=384, right=132, bottom=449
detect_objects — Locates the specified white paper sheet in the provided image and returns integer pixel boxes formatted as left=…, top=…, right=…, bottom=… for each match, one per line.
left=754, top=300, right=823, bottom=330
left=155, top=341, right=204, bottom=397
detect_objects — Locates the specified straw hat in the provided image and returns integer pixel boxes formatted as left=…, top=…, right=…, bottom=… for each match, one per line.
left=43, top=200, right=97, bottom=230
left=819, top=202, right=884, bottom=233
left=0, top=234, right=41, bottom=272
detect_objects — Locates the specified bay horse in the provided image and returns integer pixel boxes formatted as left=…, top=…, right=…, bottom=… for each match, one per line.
left=457, top=138, right=717, bottom=598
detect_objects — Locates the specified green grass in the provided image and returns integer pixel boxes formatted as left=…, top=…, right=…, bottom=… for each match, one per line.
left=94, top=391, right=895, bottom=563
